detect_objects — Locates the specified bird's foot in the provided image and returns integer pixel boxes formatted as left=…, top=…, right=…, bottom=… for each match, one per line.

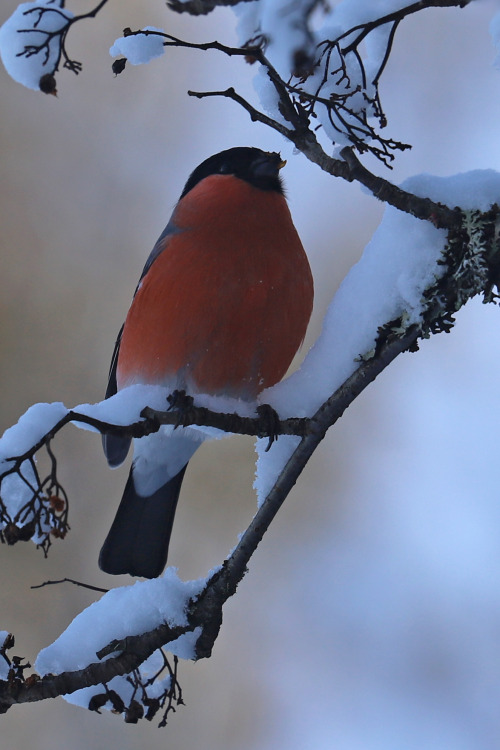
left=167, top=389, right=195, bottom=428
left=256, top=403, right=281, bottom=452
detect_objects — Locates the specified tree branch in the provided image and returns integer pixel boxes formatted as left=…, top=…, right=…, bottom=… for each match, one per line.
left=339, top=147, right=461, bottom=228
left=1, top=196, right=498, bottom=716
left=0, top=320, right=453, bottom=713
left=188, top=86, right=294, bottom=138
left=0, top=621, right=190, bottom=713
left=1, top=0, right=493, bottom=727
left=116, top=33, right=459, bottom=225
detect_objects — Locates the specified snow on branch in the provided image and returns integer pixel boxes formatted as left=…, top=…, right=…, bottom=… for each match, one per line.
left=109, top=22, right=409, bottom=166
left=0, top=0, right=477, bottom=164
left=0, top=391, right=311, bottom=554
left=1, top=171, right=498, bottom=557
left=1, top=0, right=499, bottom=729
left=0, top=175, right=499, bottom=722
left=0, top=0, right=109, bottom=93
left=168, top=0, right=474, bottom=19
left=0, top=570, right=200, bottom=724
left=109, top=0, right=475, bottom=165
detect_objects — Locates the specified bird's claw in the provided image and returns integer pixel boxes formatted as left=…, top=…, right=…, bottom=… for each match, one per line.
left=167, top=389, right=195, bottom=428
left=256, top=404, right=281, bottom=451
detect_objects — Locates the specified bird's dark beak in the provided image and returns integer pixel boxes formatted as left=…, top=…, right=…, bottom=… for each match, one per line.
left=265, top=151, right=286, bottom=170
left=254, top=151, right=286, bottom=178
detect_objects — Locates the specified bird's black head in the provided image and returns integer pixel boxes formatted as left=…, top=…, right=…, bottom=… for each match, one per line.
left=180, top=147, right=286, bottom=199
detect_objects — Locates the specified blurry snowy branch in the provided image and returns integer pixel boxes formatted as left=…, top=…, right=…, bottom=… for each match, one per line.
left=167, top=0, right=472, bottom=18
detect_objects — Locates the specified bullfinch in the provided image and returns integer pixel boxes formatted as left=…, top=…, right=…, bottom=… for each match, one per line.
left=99, top=147, right=314, bottom=578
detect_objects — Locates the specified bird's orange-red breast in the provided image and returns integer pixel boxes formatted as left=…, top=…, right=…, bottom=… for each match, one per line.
left=99, top=147, right=313, bottom=578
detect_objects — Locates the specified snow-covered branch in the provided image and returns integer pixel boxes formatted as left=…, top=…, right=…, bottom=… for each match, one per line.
left=0, top=1, right=477, bottom=165
left=1, top=0, right=500, bottom=733
left=0, top=326, right=451, bottom=719
left=0, top=0, right=110, bottom=93
left=0, top=183, right=499, bottom=721
left=0, top=394, right=311, bottom=553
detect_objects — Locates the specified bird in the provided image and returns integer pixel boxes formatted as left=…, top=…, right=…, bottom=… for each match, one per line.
left=99, top=147, right=314, bottom=578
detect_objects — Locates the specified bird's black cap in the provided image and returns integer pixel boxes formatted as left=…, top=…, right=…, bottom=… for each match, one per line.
left=180, top=147, right=285, bottom=199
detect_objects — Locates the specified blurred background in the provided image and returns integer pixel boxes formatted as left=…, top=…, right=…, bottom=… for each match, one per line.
left=2, top=1, right=500, bottom=748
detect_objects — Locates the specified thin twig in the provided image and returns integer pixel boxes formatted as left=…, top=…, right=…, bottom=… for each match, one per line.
left=30, top=578, right=108, bottom=593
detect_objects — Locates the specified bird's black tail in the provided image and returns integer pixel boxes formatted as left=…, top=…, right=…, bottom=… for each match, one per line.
left=99, top=464, right=187, bottom=578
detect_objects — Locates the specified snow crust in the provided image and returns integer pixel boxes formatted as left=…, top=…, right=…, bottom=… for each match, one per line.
left=0, top=0, right=497, bottom=172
